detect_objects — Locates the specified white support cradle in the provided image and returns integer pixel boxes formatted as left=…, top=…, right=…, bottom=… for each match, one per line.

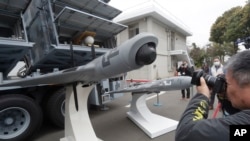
left=127, top=93, right=179, bottom=138
left=60, top=84, right=102, bottom=141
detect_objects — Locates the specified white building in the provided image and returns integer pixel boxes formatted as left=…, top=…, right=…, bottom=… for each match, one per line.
left=114, top=1, right=193, bottom=80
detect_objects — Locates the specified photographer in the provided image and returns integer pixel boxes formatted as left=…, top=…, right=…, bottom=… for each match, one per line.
left=176, top=60, right=192, bottom=100
left=175, top=50, right=250, bottom=141
left=209, top=57, right=224, bottom=110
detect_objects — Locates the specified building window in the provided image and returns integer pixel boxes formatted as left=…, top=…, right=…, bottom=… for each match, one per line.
left=166, top=30, right=175, bottom=51
left=166, top=29, right=171, bottom=51
left=129, top=23, right=139, bottom=38
left=171, top=31, right=175, bottom=50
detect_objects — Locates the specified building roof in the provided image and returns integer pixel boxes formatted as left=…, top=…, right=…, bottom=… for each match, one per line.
left=113, top=1, right=192, bottom=36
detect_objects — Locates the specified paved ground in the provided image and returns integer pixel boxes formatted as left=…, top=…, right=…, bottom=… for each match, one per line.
left=33, top=87, right=220, bottom=141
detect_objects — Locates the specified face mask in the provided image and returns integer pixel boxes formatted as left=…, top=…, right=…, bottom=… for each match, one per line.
left=214, top=62, right=220, bottom=66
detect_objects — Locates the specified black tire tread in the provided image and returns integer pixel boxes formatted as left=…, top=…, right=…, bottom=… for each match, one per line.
left=45, top=88, right=65, bottom=128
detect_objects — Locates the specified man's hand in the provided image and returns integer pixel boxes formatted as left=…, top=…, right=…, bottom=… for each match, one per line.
left=196, top=77, right=210, bottom=98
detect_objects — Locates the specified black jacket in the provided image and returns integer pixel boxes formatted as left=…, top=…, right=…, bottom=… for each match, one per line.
left=175, top=94, right=250, bottom=141
left=177, top=66, right=192, bottom=76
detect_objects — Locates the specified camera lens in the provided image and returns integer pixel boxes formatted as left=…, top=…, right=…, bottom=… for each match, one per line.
left=203, top=74, right=217, bottom=87
left=191, top=70, right=227, bottom=93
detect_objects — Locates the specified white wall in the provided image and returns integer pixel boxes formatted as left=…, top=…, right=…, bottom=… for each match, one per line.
left=138, top=18, right=148, bottom=33
left=150, top=20, right=170, bottom=79
left=126, top=65, right=150, bottom=80
left=175, top=33, right=187, bottom=50
left=153, top=54, right=169, bottom=79
left=152, top=20, right=168, bottom=52
left=117, top=28, right=129, bottom=46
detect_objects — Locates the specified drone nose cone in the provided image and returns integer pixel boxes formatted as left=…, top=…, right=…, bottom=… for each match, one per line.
left=136, top=43, right=156, bottom=65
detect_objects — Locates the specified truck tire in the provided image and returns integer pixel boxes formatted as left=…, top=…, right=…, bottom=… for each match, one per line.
left=0, top=94, right=43, bottom=141
left=46, top=88, right=65, bottom=128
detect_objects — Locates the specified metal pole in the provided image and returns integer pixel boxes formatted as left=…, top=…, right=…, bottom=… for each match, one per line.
left=154, top=92, right=162, bottom=106
left=0, top=72, right=3, bottom=84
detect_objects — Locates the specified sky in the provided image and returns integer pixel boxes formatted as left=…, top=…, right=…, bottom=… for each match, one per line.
left=109, top=0, right=247, bottom=47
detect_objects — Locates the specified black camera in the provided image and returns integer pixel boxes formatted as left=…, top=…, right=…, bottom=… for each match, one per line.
left=191, top=70, right=241, bottom=115
left=191, top=70, right=227, bottom=93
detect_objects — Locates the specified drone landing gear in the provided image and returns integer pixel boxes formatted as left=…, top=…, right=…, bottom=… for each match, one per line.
left=127, top=92, right=178, bottom=138
left=60, top=84, right=102, bottom=141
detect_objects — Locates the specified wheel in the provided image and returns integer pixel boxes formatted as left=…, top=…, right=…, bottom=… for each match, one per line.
left=0, top=94, right=43, bottom=141
left=46, top=88, right=65, bottom=128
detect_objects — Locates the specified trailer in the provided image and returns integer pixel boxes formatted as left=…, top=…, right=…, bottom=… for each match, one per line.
left=0, top=0, right=127, bottom=140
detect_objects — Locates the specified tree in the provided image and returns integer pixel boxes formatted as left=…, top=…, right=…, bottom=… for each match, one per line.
left=209, top=3, right=250, bottom=53
left=210, top=6, right=242, bottom=43
left=189, top=42, right=235, bottom=68
left=209, top=4, right=250, bottom=44
left=209, top=42, right=234, bottom=61
left=189, top=43, right=206, bottom=68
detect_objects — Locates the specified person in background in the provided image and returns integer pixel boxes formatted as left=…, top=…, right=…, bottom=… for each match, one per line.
left=176, top=60, right=192, bottom=100
left=201, top=63, right=209, bottom=74
left=209, top=57, right=224, bottom=109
